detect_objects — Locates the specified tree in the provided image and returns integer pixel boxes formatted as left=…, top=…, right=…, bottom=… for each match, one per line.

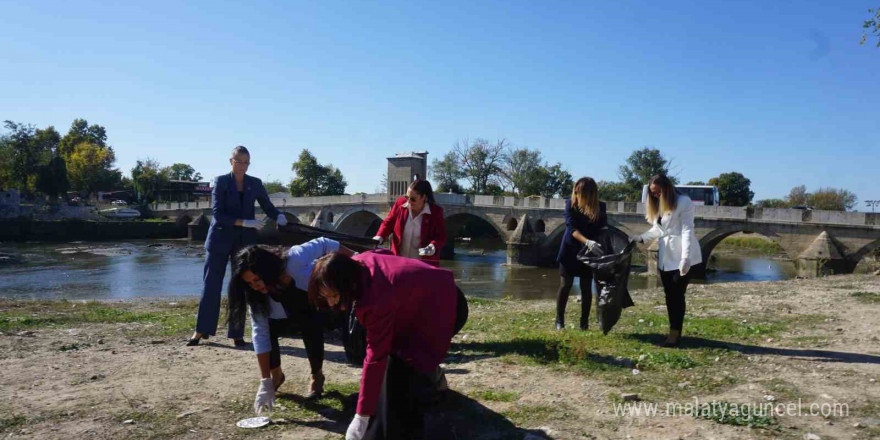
left=597, top=180, right=631, bottom=201
left=538, top=163, right=574, bottom=198
left=499, top=147, right=543, bottom=196
left=686, top=181, right=706, bottom=185
left=451, top=138, right=506, bottom=195
left=431, top=151, right=465, bottom=194
left=35, top=156, right=69, bottom=199
left=263, top=180, right=288, bottom=194
left=709, top=172, right=754, bottom=206
left=862, top=7, right=880, bottom=47
left=288, top=149, right=347, bottom=196
left=67, top=142, right=116, bottom=195
left=756, top=199, right=787, bottom=208
left=785, top=185, right=810, bottom=207
left=618, top=147, right=677, bottom=201
left=58, top=119, right=107, bottom=158
left=130, top=159, right=170, bottom=202
left=166, top=163, right=202, bottom=181
left=809, top=187, right=857, bottom=211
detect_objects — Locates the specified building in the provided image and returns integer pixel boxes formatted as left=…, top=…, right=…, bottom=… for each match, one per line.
left=387, top=151, right=428, bottom=197
left=156, top=180, right=212, bottom=203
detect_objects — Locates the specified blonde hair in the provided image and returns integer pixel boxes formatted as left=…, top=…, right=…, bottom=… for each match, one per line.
left=571, top=177, right=599, bottom=222
left=645, top=174, right=678, bottom=222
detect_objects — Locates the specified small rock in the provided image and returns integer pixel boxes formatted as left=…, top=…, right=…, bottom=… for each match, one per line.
left=803, top=433, right=820, bottom=440
left=622, top=393, right=640, bottom=402
left=123, top=419, right=135, bottom=425
left=766, top=338, right=774, bottom=343
left=677, top=381, right=690, bottom=388
left=638, top=354, right=647, bottom=361
left=638, top=319, right=645, bottom=323
left=176, top=411, right=196, bottom=419
left=714, top=357, right=720, bottom=362
left=825, top=421, right=833, bottom=425
left=632, top=369, right=640, bottom=375
left=870, top=378, right=876, bottom=383
left=764, top=395, right=775, bottom=401
left=820, top=393, right=833, bottom=399
left=97, top=339, right=104, bottom=344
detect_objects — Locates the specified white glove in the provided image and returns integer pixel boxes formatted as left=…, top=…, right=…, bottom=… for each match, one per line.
left=679, top=259, right=691, bottom=277
left=242, top=219, right=267, bottom=230
left=345, top=414, right=370, bottom=440
left=254, top=378, right=275, bottom=415
left=276, top=214, right=288, bottom=227
left=628, top=235, right=643, bottom=244
left=418, top=243, right=436, bottom=257
left=585, top=239, right=602, bottom=250
left=372, top=236, right=383, bottom=245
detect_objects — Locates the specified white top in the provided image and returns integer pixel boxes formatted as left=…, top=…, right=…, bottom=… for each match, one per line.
left=638, top=194, right=703, bottom=271
left=400, top=201, right=431, bottom=259
left=250, top=237, right=340, bottom=355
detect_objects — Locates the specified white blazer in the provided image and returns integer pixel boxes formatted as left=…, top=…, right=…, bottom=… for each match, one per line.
left=639, top=194, right=702, bottom=271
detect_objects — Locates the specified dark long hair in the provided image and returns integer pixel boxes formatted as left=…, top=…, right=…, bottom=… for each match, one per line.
left=226, top=245, right=287, bottom=322
left=408, top=179, right=436, bottom=205
left=307, top=252, right=365, bottom=311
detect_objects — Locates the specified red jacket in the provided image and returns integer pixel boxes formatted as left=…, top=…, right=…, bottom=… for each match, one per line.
left=376, top=197, right=447, bottom=265
left=351, top=252, right=458, bottom=416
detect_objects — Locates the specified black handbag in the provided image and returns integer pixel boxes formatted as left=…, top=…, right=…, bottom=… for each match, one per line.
left=342, top=307, right=368, bottom=367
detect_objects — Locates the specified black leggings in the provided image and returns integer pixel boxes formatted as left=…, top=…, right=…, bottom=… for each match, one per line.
left=268, top=313, right=325, bottom=374
left=364, top=355, right=433, bottom=440
left=556, top=265, right=593, bottom=328
left=659, top=269, right=691, bottom=331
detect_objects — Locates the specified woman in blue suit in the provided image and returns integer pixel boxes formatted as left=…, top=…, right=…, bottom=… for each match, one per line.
left=187, top=145, right=288, bottom=346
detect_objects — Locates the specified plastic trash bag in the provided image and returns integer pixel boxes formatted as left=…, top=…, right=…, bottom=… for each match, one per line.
left=576, top=226, right=636, bottom=334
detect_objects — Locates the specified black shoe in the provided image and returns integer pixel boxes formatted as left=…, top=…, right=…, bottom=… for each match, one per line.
left=185, top=337, right=201, bottom=347
left=233, top=338, right=246, bottom=348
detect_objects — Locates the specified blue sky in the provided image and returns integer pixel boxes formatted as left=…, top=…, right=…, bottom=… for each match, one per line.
left=2, top=0, right=878, bottom=207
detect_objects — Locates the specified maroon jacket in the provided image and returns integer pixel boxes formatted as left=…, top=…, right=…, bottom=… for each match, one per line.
left=376, top=196, right=447, bottom=265
left=351, top=252, right=457, bottom=416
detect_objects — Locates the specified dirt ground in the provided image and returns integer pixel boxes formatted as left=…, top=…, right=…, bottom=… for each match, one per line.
left=1, top=274, right=878, bottom=440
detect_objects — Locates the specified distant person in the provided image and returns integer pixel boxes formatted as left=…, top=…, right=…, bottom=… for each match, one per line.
left=187, top=145, right=289, bottom=347
left=630, top=174, right=703, bottom=348
left=373, top=178, right=446, bottom=266
left=226, top=239, right=357, bottom=414
left=308, top=251, right=466, bottom=440
left=555, top=177, right=607, bottom=330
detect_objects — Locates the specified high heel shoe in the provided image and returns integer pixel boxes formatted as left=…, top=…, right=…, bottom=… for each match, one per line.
left=185, top=333, right=208, bottom=346
left=306, top=373, right=325, bottom=400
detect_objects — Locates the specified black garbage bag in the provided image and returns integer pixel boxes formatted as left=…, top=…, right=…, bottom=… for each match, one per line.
left=576, top=225, right=636, bottom=334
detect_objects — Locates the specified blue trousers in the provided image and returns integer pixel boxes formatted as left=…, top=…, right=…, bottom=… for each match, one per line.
left=195, top=244, right=246, bottom=339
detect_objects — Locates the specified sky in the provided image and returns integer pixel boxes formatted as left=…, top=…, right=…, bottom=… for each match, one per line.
left=2, top=0, right=878, bottom=208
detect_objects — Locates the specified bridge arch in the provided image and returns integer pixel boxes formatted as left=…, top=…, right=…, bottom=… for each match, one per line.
left=698, top=224, right=793, bottom=263
left=445, top=211, right=507, bottom=241
left=334, top=209, right=383, bottom=238
left=852, top=238, right=880, bottom=270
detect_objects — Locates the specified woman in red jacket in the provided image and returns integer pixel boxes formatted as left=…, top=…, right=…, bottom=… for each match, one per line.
left=308, top=251, right=464, bottom=440
left=373, top=179, right=446, bottom=265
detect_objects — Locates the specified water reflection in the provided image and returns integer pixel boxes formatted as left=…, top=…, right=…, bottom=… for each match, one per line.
left=0, top=240, right=796, bottom=301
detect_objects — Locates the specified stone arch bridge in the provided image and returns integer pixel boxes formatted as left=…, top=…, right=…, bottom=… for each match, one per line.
left=153, top=193, right=880, bottom=278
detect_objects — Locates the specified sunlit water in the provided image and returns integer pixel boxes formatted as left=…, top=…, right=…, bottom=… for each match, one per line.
left=0, top=239, right=808, bottom=301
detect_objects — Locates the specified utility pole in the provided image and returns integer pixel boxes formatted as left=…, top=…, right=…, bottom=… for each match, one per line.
left=866, top=200, right=878, bottom=213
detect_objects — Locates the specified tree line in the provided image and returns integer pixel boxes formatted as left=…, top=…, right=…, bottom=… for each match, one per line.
left=0, top=120, right=859, bottom=211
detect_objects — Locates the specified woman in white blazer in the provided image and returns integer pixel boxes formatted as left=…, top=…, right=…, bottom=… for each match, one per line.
left=631, top=175, right=702, bottom=347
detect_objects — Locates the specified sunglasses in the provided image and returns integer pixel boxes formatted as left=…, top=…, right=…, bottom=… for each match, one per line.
left=232, top=159, right=250, bottom=166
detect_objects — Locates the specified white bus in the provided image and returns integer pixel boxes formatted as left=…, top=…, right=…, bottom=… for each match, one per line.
left=642, top=184, right=720, bottom=206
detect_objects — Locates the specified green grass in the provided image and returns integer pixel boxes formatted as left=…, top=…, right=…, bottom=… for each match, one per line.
left=0, top=299, right=196, bottom=337
left=468, top=388, right=520, bottom=402
left=852, top=291, right=880, bottom=304
left=715, top=237, right=784, bottom=255
left=691, top=400, right=780, bottom=430
left=0, top=415, right=26, bottom=433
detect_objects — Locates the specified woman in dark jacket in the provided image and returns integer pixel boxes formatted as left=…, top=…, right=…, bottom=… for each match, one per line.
left=556, top=177, right=607, bottom=330
left=372, top=179, right=446, bottom=266
left=187, top=145, right=289, bottom=346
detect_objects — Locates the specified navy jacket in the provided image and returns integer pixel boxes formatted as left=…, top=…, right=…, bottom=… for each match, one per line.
left=204, top=173, right=281, bottom=253
left=557, top=200, right=607, bottom=270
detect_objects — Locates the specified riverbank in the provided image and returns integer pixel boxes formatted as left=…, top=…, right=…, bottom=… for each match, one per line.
left=0, top=219, right=186, bottom=242
left=1, top=275, right=879, bottom=439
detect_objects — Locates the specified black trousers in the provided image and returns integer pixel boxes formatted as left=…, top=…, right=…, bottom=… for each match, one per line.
left=268, top=312, right=326, bottom=374
left=659, top=269, right=691, bottom=331
left=556, top=263, right=593, bottom=328
left=364, top=355, right=434, bottom=440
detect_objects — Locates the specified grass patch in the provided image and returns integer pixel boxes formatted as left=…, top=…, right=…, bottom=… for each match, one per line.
left=0, top=415, right=26, bottom=433
left=0, top=299, right=197, bottom=337
left=468, top=388, right=520, bottom=403
left=715, top=237, right=784, bottom=255
left=692, top=400, right=779, bottom=430
left=502, top=404, right=568, bottom=426
left=852, top=291, right=880, bottom=304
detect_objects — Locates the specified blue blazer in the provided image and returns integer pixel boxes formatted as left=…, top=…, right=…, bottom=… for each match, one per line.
left=557, top=200, right=607, bottom=269
left=205, top=173, right=281, bottom=253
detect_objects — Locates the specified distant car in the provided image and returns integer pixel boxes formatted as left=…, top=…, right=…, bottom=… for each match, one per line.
left=111, top=200, right=127, bottom=206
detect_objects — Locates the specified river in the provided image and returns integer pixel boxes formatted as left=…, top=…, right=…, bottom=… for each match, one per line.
left=0, top=239, right=809, bottom=301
